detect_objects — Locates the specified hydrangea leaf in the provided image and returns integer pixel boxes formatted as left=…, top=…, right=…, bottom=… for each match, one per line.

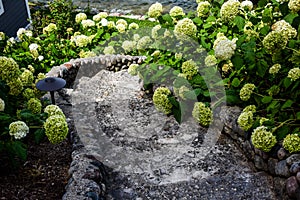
left=281, top=100, right=294, bottom=110
left=234, top=16, right=245, bottom=31
left=261, top=96, right=273, bottom=104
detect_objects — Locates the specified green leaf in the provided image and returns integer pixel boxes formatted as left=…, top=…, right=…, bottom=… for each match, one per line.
left=276, top=125, right=290, bottom=140
left=231, top=78, right=240, bottom=87
left=173, top=108, right=182, bottom=123
left=168, top=96, right=179, bottom=108
left=260, top=26, right=270, bottom=35
left=261, top=96, right=273, bottom=104
left=234, top=16, right=245, bottom=31
left=231, top=55, right=244, bottom=70
left=206, top=16, right=216, bottom=22
left=281, top=100, right=294, bottom=110
left=226, top=95, right=240, bottom=104
left=284, top=77, right=292, bottom=88
left=11, top=141, right=27, bottom=161
left=297, top=112, right=300, bottom=120
left=34, top=129, right=45, bottom=144
left=193, top=17, right=203, bottom=26
left=258, top=0, right=268, bottom=7
left=257, top=60, right=268, bottom=77
left=267, top=100, right=280, bottom=114
left=284, top=13, right=298, bottom=24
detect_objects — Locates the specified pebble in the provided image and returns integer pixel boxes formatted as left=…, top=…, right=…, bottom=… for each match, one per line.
left=268, top=158, right=278, bottom=175
left=286, top=176, right=300, bottom=199
left=275, top=160, right=290, bottom=177
left=254, top=155, right=267, bottom=171
left=297, top=172, right=300, bottom=183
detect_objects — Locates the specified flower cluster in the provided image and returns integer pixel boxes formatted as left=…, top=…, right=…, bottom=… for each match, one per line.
left=153, top=87, right=173, bottom=114
left=148, top=2, right=163, bottom=18
left=269, top=63, right=281, bottom=75
left=287, top=67, right=300, bottom=81
left=237, top=110, right=254, bottom=131
left=16, top=28, right=32, bottom=41
left=9, top=121, right=29, bottom=140
left=239, top=83, right=255, bottom=101
left=128, top=64, right=139, bottom=76
left=283, top=134, right=300, bottom=153
left=0, top=32, right=5, bottom=40
left=23, top=88, right=35, bottom=100
left=220, top=0, right=241, bottom=22
left=72, top=34, right=92, bottom=47
left=75, top=13, right=87, bottom=23
left=192, top=102, right=213, bottom=127
left=44, top=105, right=65, bottom=118
left=7, top=78, right=23, bottom=96
left=288, top=0, right=300, bottom=12
left=205, top=55, right=218, bottom=67
left=103, top=46, right=116, bottom=55
left=107, top=21, right=116, bottom=29
left=251, top=126, right=277, bottom=152
left=128, top=22, right=139, bottom=30
left=0, top=56, right=21, bottom=82
left=262, top=30, right=289, bottom=53
left=197, top=1, right=211, bottom=17
left=29, top=43, right=39, bottom=59
left=0, top=98, right=5, bottom=111
left=122, top=40, right=136, bottom=53
left=27, top=98, right=42, bottom=114
left=213, top=34, right=237, bottom=61
left=151, top=50, right=161, bottom=57
left=240, top=0, right=253, bottom=10
left=93, top=12, right=108, bottom=22
left=272, top=20, right=297, bottom=39
left=116, top=24, right=126, bottom=33
left=20, top=69, right=34, bottom=86
left=44, top=115, right=68, bottom=144
left=243, top=105, right=256, bottom=112
left=152, top=25, right=161, bottom=39
left=174, top=85, right=190, bottom=100
left=181, top=59, right=198, bottom=79
left=79, top=50, right=96, bottom=58
left=81, top=19, right=95, bottom=28
left=169, top=6, right=185, bottom=18
left=174, top=18, right=197, bottom=38
left=137, top=36, right=152, bottom=50
left=43, top=23, right=57, bottom=34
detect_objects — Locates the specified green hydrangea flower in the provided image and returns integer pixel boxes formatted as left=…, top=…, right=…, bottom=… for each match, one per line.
left=287, top=67, right=300, bottom=81
left=269, top=64, right=281, bottom=75
left=192, top=102, right=213, bottom=127
left=220, top=0, right=241, bottom=22
left=283, top=134, right=300, bottom=153
left=20, top=69, right=34, bottom=86
left=0, top=98, right=5, bottom=111
left=181, top=59, right=198, bottom=80
left=148, top=2, right=163, bottom=18
left=44, top=105, right=65, bottom=118
left=239, top=83, right=255, bottom=101
left=242, top=105, right=256, bottom=113
left=103, top=46, right=116, bottom=55
left=151, top=25, right=161, bottom=39
left=122, top=40, right=137, bottom=53
left=137, top=36, right=152, bottom=51
left=205, top=55, right=218, bottom=67
left=44, top=115, right=68, bottom=144
left=27, top=98, right=42, bottom=114
left=0, top=56, right=21, bottom=82
left=43, top=23, right=57, bottom=34
left=288, top=0, right=300, bottom=13
left=237, top=111, right=254, bottom=131
left=197, top=1, right=211, bottom=17
left=259, top=117, right=269, bottom=126
left=75, top=13, right=87, bottom=23
left=9, top=121, right=29, bottom=140
left=262, top=31, right=288, bottom=53
left=169, top=6, right=185, bottom=18
left=116, top=19, right=128, bottom=28
left=128, top=22, right=139, bottom=30
left=93, top=12, right=108, bottom=22
left=7, top=78, right=23, bottom=96
left=174, top=18, right=197, bottom=38
left=251, top=126, right=277, bottom=152
left=128, top=64, right=139, bottom=76
left=153, top=87, right=173, bottom=115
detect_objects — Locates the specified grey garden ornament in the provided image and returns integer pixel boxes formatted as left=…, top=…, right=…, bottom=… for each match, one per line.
left=36, top=77, right=66, bottom=105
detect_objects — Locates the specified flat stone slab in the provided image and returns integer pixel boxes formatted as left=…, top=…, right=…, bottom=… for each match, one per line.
left=71, top=69, right=279, bottom=199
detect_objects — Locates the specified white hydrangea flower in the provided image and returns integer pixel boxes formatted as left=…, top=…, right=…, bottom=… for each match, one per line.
left=288, top=0, right=300, bottom=12
left=272, top=20, right=297, bottom=39
left=240, top=0, right=253, bottom=10
left=122, top=40, right=136, bottom=53
left=205, top=55, right=218, bottom=66
left=174, top=18, right=197, bottom=38
left=116, top=24, right=126, bottom=33
left=152, top=25, right=161, bottom=39
left=0, top=32, right=5, bottom=40
left=137, top=36, right=152, bottom=50
left=101, top=18, right=108, bottom=27
left=214, top=38, right=237, bottom=61
left=0, top=98, right=4, bottom=111
left=81, top=19, right=95, bottom=28
left=116, top=19, right=128, bottom=28
left=9, top=121, right=29, bottom=140
left=38, top=55, right=44, bottom=61
left=72, top=35, right=91, bottom=47
left=29, top=43, right=39, bottom=51
left=93, top=12, right=108, bottom=22
left=197, top=1, right=211, bottom=17
left=75, top=13, right=87, bottom=23
left=128, top=22, right=139, bottom=29
left=17, top=28, right=26, bottom=39
left=103, top=46, right=116, bottom=55
left=169, top=6, right=185, bottom=18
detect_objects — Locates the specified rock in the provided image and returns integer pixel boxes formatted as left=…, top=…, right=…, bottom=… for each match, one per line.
left=277, top=148, right=288, bottom=160
left=297, top=172, right=300, bottom=183
left=275, top=160, right=290, bottom=177
left=287, top=154, right=300, bottom=166
left=286, top=176, right=300, bottom=199
left=290, top=162, right=300, bottom=174
left=268, top=158, right=278, bottom=175
left=242, top=140, right=255, bottom=160
left=254, top=155, right=267, bottom=171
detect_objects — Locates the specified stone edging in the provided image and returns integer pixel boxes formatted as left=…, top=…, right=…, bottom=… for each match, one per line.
left=47, top=55, right=300, bottom=200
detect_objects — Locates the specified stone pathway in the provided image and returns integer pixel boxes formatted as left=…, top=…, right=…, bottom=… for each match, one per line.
left=69, top=69, right=280, bottom=199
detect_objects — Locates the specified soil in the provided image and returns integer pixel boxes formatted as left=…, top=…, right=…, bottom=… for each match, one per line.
left=0, top=106, right=72, bottom=200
